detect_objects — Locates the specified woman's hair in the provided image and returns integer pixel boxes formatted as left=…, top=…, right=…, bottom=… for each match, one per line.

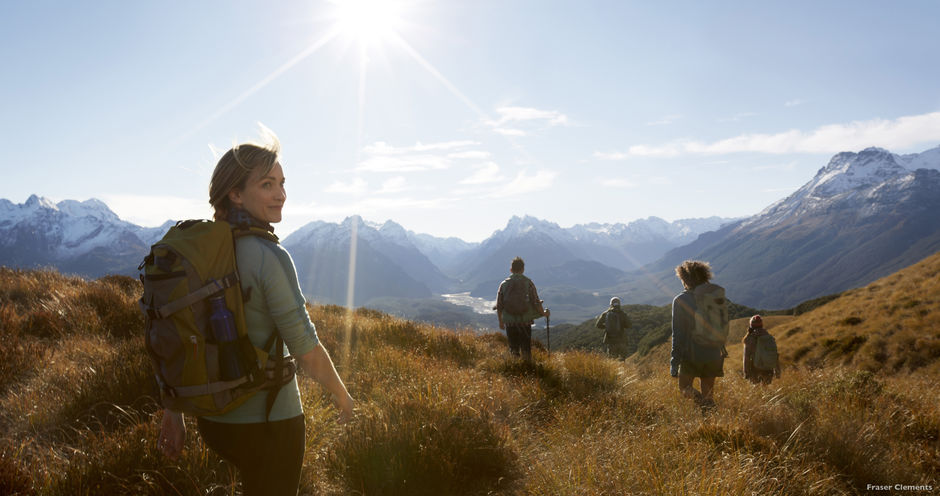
left=208, top=134, right=281, bottom=221
left=675, top=260, right=713, bottom=290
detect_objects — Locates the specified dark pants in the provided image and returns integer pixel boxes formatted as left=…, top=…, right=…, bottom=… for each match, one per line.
left=197, top=415, right=306, bottom=496
left=506, top=323, right=532, bottom=361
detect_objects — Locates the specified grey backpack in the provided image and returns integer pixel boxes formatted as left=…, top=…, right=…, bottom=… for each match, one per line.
left=605, top=310, right=624, bottom=339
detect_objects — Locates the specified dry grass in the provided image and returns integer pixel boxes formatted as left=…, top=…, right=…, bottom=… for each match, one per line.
left=770, top=250, right=940, bottom=375
left=1, top=265, right=938, bottom=495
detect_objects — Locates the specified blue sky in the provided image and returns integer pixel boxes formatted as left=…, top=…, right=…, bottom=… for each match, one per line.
left=2, top=0, right=939, bottom=241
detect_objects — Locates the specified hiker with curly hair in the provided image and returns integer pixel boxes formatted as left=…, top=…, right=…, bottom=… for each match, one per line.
left=670, top=260, right=728, bottom=409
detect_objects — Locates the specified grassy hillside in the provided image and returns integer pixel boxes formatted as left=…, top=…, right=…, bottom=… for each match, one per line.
left=769, top=249, right=940, bottom=376
left=1, top=266, right=938, bottom=495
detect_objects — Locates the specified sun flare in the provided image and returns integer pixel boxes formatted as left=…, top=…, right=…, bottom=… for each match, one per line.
left=330, top=0, right=407, bottom=45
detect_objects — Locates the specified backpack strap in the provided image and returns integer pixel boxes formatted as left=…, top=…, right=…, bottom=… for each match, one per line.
left=260, top=330, right=297, bottom=422
left=141, top=272, right=239, bottom=320
left=169, top=376, right=250, bottom=398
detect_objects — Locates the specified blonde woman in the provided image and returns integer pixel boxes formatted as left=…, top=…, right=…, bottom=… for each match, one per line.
left=157, top=133, right=354, bottom=495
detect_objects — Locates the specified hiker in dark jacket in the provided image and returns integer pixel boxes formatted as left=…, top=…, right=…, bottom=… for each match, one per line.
left=742, top=315, right=781, bottom=384
left=670, top=260, right=726, bottom=408
left=496, top=257, right=549, bottom=362
left=595, top=297, right=632, bottom=359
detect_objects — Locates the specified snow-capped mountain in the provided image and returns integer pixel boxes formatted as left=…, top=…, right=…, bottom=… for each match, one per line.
left=634, top=144, right=940, bottom=309
left=0, top=195, right=150, bottom=277
left=744, top=146, right=939, bottom=230
left=456, top=214, right=738, bottom=289
left=282, top=216, right=455, bottom=306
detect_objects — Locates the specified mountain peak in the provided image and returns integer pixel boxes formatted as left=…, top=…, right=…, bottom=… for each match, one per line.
left=56, top=198, right=120, bottom=222
left=24, top=194, right=57, bottom=210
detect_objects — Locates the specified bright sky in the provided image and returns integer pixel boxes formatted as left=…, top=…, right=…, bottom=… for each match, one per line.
left=2, top=1, right=939, bottom=242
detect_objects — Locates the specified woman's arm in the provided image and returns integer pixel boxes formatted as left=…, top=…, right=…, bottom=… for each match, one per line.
left=296, top=343, right=354, bottom=423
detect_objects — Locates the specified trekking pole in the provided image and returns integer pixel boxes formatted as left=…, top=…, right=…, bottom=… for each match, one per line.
left=546, top=311, right=551, bottom=354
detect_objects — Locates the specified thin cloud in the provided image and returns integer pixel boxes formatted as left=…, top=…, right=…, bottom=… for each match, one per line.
left=377, top=176, right=408, bottom=194
left=493, top=127, right=528, bottom=137
left=484, top=105, right=570, bottom=137
left=627, top=111, right=940, bottom=156
left=785, top=99, right=806, bottom=107
left=601, top=178, right=636, bottom=188
left=357, top=140, right=487, bottom=172
left=488, top=169, right=557, bottom=198
left=356, top=154, right=451, bottom=172
left=363, top=140, right=479, bottom=155
left=594, top=151, right=629, bottom=161
left=448, top=150, right=491, bottom=159
left=493, top=106, right=569, bottom=126
left=717, top=112, right=758, bottom=123
left=460, top=162, right=505, bottom=185
left=325, top=177, right=368, bottom=194
left=646, top=114, right=682, bottom=126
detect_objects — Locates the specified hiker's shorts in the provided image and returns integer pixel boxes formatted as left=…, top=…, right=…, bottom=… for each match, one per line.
left=679, top=358, right=724, bottom=378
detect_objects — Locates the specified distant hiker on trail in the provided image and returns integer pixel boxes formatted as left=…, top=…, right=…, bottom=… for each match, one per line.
left=670, top=260, right=729, bottom=410
left=595, top=297, right=633, bottom=359
left=742, top=315, right=781, bottom=384
left=153, top=132, right=354, bottom=496
left=496, top=257, right=549, bottom=362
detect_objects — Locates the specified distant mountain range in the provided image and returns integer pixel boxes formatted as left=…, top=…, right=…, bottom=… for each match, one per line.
left=2, top=144, right=939, bottom=326
left=619, top=145, right=940, bottom=309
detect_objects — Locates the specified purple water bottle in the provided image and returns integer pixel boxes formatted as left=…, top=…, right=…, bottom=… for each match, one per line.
left=209, top=295, right=243, bottom=381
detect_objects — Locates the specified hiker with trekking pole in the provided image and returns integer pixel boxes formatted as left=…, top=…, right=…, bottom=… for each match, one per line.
left=495, top=256, right=550, bottom=362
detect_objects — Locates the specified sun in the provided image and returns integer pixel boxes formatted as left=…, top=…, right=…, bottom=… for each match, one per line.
left=329, top=0, right=408, bottom=45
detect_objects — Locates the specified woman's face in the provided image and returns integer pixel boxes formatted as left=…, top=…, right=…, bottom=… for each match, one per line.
left=228, top=162, right=286, bottom=224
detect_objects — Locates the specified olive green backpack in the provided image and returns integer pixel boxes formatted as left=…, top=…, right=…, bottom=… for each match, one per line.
left=138, top=220, right=294, bottom=417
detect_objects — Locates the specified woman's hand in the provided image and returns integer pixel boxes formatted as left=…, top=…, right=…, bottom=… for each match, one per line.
left=333, top=392, right=355, bottom=424
left=158, top=409, right=185, bottom=460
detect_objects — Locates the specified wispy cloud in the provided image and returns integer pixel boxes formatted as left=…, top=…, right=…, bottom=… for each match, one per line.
left=377, top=177, right=408, bottom=194
left=493, top=127, right=528, bottom=137
left=646, top=114, right=682, bottom=126
left=626, top=111, right=940, bottom=156
left=460, top=162, right=505, bottom=185
left=717, top=112, right=758, bottom=123
left=363, top=140, right=479, bottom=155
left=484, top=105, right=570, bottom=137
left=325, top=177, right=368, bottom=194
left=785, top=99, right=806, bottom=107
left=356, top=140, right=481, bottom=172
left=593, top=151, right=629, bottom=161
left=448, top=150, right=491, bottom=160
left=601, top=178, right=636, bottom=188
left=493, top=106, right=569, bottom=126
left=488, top=169, right=557, bottom=198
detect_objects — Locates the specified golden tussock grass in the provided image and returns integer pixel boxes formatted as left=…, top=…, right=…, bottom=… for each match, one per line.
left=1, top=265, right=938, bottom=495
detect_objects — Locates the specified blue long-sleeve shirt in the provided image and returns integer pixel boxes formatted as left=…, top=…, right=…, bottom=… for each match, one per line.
left=203, top=234, right=320, bottom=423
